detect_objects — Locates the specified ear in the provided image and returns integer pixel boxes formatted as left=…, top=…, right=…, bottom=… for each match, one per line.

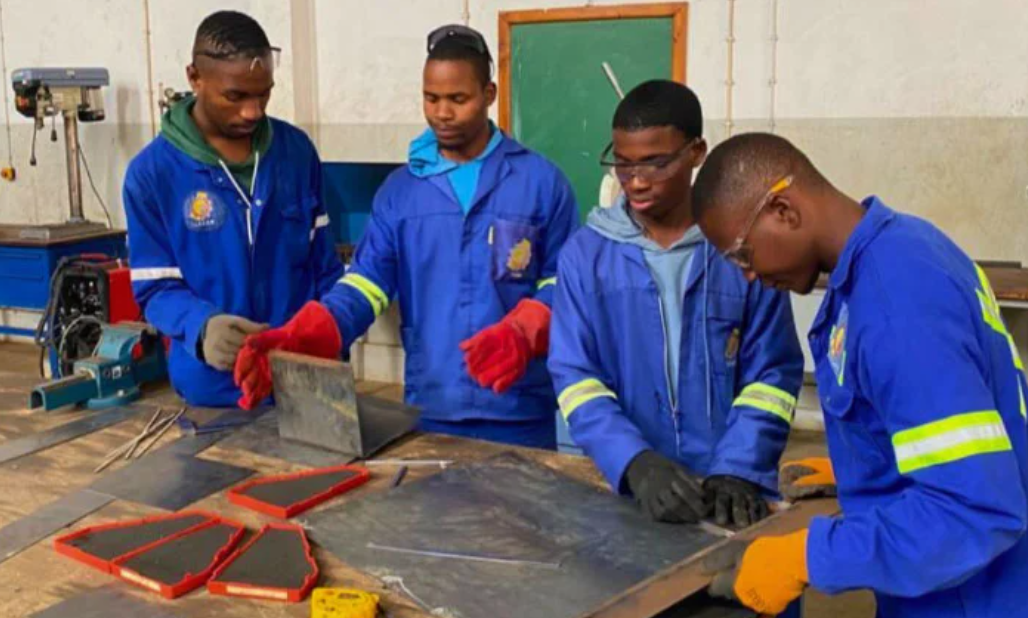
left=690, top=138, right=708, bottom=169
left=771, top=195, right=802, bottom=231
left=484, top=81, right=498, bottom=107
left=186, top=64, right=201, bottom=92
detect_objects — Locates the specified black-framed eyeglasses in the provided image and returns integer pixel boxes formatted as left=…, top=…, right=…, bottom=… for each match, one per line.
left=427, top=24, right=490, bottom=57
left=722, top=175, right=794, bottom=269
left=599, top=139, right=697, bottom=184
left=194, top=46, right=282, bottom=69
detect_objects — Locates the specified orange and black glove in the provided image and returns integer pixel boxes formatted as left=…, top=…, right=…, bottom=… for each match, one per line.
left=780, top=457, right=836, bottom=501
left=460, top=299, right=551, bottom=394
left=233, top=301, right=343, bottom=410
left=705, top=529, right=809, bottom=616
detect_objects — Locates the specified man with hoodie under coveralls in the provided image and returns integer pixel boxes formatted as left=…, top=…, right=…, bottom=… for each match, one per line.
left=124, top=11, right=343, bottom=407
left=548, top=81, right=804, bottom=529
left=233, top=25, right=578, bottom=449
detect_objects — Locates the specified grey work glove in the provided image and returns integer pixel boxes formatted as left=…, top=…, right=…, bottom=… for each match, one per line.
left=625, top=450, right=711, bottom=524
left=704, top=475, right=770, bottom=529
left=200, top=314, right=268, bottom=371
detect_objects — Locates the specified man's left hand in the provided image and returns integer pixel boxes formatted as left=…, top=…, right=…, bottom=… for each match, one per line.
left=704, top=529, right=809, bottom=616
left=704, top=475, right=770, bottom=528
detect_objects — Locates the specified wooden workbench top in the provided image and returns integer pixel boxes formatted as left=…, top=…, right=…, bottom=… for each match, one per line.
left=0, top=361, right=602, bottom=618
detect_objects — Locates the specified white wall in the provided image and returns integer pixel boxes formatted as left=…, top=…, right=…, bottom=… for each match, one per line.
left=0, top=0, right=294, bottom=230
left=2, top=0, right=1025, bottom=257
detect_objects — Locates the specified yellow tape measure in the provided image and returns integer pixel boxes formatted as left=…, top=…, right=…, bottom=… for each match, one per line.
left=311, top=587, right=379, bottom=618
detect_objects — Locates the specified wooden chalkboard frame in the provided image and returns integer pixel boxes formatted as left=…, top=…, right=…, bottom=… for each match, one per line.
left=497, top=3, right=689, bottom=131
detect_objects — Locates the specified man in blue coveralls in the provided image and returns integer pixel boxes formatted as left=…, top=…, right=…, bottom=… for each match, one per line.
left=548, top=81, right=804, bottom=527
left=124, top=11, right=343, bottom=407
left=696, top=133, right=1028, bottom=618
left=234, top=25, right=578, bottom=449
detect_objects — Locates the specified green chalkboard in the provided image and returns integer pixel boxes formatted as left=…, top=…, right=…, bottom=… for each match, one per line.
left=509, top=18, right=674, bottom=220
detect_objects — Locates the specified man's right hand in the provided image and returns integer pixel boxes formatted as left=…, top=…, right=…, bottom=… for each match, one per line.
left=625, top=450, right=711, bottom=524
left=200, top=314, right=268, bottom=371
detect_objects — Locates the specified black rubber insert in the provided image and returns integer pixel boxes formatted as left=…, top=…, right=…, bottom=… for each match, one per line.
left=239, top=470, right=360, bottom=508
left=212, top=527, right=313, bottom=589
left=65, top=514, right=209, bottom=561
left=118, top=523, right=239, bottom=585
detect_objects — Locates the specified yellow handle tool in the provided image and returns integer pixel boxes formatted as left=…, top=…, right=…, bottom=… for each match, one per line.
left=311, top=587, right=379, bottom=618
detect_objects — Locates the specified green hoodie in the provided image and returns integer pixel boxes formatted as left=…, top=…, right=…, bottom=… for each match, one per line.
left=160, top=96, right=272, bottom=193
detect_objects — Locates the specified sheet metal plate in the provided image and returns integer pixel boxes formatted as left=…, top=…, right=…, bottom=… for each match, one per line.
left=30, top=585, right=180, bottom=618
left=90, top=453, right=253, bottom=511
left=0, top=489, right=113, bottom=564
left=0, top=405, right=144, bottom=465
left=306, top=452, right=723, bottom=618
left=219, top=412, right=355, bottom=468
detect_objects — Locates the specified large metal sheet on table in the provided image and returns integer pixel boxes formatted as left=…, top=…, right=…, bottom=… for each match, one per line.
left=357, top=395, right=420, bottom=456
left=0, top=489, right=113, bottom=563
left=218, top=411, right=354, bottom=468
left=306, top=452, right=723, bottom=618
left=90, top=453, right=253, bottom=511
left=30, top=586, right=180, bottom=618
left=0, top=405, right=143, bottom=465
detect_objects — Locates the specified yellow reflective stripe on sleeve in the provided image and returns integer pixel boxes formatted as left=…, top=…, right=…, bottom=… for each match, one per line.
left=537, top=277, right=557, bottom=290
left=732, top=382, right=796, bottom=424
left=892, top=410, right=1012, bottom=474
left=558, top=378, right=616, bottom=420
left=974, top=265, right=1025, bottom=370
left=340, top=273, right=389, bottom=317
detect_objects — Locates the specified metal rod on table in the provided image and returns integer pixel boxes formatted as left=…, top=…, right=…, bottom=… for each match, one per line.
left=389, top=465, right=408, bottom=488
left=366, top=542, right=562, bottom=569
left=124, top=407, right=164, bottom=459
left=94, top=407, right=163, bottom=473
left=133, top=406, right=186, bottom=459
left=366, top=459, right=453, bottom=467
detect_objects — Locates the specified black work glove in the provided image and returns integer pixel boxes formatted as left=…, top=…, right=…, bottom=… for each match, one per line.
left=704, top=475, right=770, bottom=529
left=624, top=450, right=710, bottom=524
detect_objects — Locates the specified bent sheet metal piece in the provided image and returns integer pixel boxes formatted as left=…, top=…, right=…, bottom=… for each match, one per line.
left=305, top=451, right=725, bottom=618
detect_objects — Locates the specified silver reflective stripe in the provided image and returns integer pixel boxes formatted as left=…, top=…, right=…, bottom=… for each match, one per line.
left=315, top=214, right=330, bottom=228
left=130, top=267, right=183, bottom=281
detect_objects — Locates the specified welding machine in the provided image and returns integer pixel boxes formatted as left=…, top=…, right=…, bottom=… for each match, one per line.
left=33, top=254, right=140, bottom=378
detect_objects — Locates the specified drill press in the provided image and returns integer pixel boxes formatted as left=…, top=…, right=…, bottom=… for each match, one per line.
left=0, top=68, right=127, bottom=334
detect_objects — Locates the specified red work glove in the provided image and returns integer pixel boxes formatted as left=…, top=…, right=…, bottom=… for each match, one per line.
left=459, top=299, right=551, bottom=394
left=233, top=301, right=343, bottom=410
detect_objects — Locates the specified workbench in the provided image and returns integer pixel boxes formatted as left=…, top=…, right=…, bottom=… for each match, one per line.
left=0, top=352, right=832, bottom=618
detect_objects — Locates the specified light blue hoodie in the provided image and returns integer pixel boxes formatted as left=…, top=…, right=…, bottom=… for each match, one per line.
left=408, top=123, right=504, bottom=212
left=587, top=198, right=704, bottom=401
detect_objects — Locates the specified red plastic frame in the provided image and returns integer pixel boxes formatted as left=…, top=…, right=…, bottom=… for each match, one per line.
left=227, top=464, right=370, bottom=518
left=111, top=517, right=247, bottom=599
left=53, top=510, right=219, bottom=575
left=207, top=523, right=319, bottom=603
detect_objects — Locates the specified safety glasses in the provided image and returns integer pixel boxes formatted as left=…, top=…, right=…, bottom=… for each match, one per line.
left=599, top=138, right=697, bottom=184
left=722, top=175, right=793, bottom=269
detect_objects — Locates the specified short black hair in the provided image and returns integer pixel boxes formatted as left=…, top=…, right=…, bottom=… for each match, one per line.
left=427, top=37, right=492, bottom=87
left=613, top=80, right=703, bottom=139
left=692, top=132, right=823, bottom=221
left=193, top=11, right=271, bottom=60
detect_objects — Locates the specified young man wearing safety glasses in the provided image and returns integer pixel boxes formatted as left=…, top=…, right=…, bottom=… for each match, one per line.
left=124, top=11, right=343, bottom=406
left=695, top=133, right=1028, bottom=618
left=548, top=80, right=804, bottom=530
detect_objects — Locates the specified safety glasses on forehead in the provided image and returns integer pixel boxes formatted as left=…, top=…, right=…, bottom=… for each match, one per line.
left=427, top=25, right=490, bottom=57
left=194, top=47, right=282, bottom=69
left=722, top=175, right=793, bottom=270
